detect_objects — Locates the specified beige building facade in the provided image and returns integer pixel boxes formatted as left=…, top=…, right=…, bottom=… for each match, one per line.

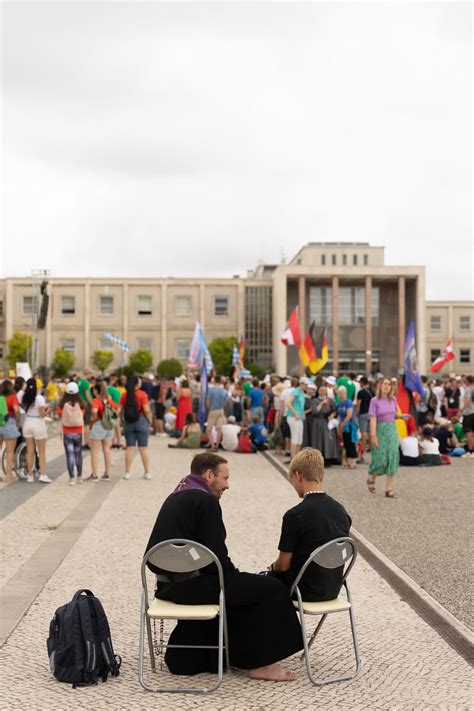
left=0, top=243, right=472, bottom=376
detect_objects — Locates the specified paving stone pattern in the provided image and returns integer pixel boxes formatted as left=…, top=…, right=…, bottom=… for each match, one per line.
left=0, top=439, right=472, bottom=710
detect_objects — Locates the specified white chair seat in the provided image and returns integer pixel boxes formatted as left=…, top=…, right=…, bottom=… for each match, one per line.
left=148, top=597, right=220, bottom=620
left=294, top=596, right=351, bottom=615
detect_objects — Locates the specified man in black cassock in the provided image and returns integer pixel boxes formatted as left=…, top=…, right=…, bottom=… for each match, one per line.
left=145, top=452, right=303, bottom=681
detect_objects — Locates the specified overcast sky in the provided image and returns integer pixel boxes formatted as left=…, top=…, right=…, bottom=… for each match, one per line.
left=1, top=1, right=472, bottom=300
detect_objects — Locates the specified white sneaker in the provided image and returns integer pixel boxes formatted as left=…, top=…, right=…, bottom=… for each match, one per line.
left=143, top=472, right=152, bottom=480
left=69, top=479, right=76, bottom=486
left=122, top=472, right=130, bottom=480
left=26, top=475, right=34, bottom=483
left=77, top=477, right=84, bottom=484
left=39, top=474, right=53, bottom=484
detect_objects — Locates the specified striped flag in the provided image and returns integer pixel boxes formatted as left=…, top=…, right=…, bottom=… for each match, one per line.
left=103, top=331, right=131, bottom=353
left=299, top=323, right=328, bottom=374
left=232, top=344, right=240, bottom=367
left=281, top=306, right=302, bottom=346
left=309, top=327, right=329, bottom=374
left=430, top=338, right=455, bottom=372
left=187, top=322, right=213, bottom=372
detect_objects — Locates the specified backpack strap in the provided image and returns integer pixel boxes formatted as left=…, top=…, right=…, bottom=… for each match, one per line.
left=88, top=597, right=121, bottom=678
left=72, top=589, right=95, bottom=601
left=77, top=599, right=99, bottom=685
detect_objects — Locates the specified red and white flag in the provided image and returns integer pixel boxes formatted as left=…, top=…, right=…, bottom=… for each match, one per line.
left=281, top=306, right=302, bottom=346
left=430, top=338, right=455, bottom=372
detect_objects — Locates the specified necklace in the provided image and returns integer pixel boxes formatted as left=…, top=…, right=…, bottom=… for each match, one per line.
left=303, top=490, right=325, bottom=497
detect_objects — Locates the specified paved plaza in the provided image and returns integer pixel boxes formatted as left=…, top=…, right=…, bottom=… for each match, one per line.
left=0, top=435, right=473, bottom=710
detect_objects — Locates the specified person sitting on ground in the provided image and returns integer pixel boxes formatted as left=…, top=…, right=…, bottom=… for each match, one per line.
left=267, top=448, right=351, bottom=601
left=236, top=425, right=256, bottom=453
left=399, top=435, right=422, bottom=466
left=248, top=416, right=269, bottom=451
left=221, top=415, right=241, bottom=452
left=164, top=406, right=177, bottom=434
left=419, top=427, right=443, bottom=466
left=145, top=452, right=303, bottom=680
left=168, top=413, right=202, bottom=449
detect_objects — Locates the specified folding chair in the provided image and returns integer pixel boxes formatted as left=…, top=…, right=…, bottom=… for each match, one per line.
left=139, top=539, right=230, bottom=693
left=290, top=536, right=361, bottom=686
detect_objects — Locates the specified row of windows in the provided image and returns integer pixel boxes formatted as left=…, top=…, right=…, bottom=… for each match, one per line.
left=320, top=254, right=369, bottom=267
left=430, top=315, right=470, bottom=331
left=59, top=338, right=191, bottom=360
left=22, top=295, right=230, bottom=318
left=309, top=286, right=380, bottom=326
left=431, top=348, right=470, bottom=364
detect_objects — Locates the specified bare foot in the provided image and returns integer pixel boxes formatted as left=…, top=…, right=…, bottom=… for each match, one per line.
left=248, top=663, right=297, bottom=681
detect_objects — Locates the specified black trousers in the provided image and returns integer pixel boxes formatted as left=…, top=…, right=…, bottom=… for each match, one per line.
left=157, top=572, right=303, bottom=675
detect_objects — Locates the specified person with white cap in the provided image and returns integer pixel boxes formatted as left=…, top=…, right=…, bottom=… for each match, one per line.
left=324, top=375, right=337, bottom=400
left=221, top=415, right=241, bottom=452
left=58, top=382, right=85, bottom=485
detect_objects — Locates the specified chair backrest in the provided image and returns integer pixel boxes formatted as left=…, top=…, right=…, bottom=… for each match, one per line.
left=141, top=539, right=225, bottom=591
left=290, top=537, right=357, bottom=596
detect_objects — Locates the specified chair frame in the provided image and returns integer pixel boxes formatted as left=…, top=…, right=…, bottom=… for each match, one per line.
left=290, top=536, right=361, bottom=686
left=139, top=538, right=230, bottom=693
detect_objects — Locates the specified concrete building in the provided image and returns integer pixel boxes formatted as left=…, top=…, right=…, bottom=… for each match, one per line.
left=0, top=243, right=472, bottom=376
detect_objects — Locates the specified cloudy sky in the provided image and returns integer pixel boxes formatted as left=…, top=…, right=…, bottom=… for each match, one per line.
left=1, top=1, right=472, bottom=300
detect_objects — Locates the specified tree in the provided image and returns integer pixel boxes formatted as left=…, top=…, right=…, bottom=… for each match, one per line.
left=129, top=349, right=153, bottom=374
left=7, top=331, right=32, bottom=367
left=92, top=349, right=114, bottom=374
left=156, top=358, right=183, bottom=379
left=208, top=337, right=237, bottom=375
left=247, top=361, right=265, bottom=380
left=53, top=348, right=75, bottom=377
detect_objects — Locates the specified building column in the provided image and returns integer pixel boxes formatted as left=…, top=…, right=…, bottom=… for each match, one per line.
left=123, top=283, right=129, bottom=350
left=398, top=276, right=406, bottom=369
left=298, top=276, right=306, bottom=375
left=199, top=284, right=205, bottom=328
left=273, top=273, right=287, bottom=375
left=161, top=281, right=167, bottom=361
left=365, top=276, right=372, bottom=376
left=416, top=271, right=426, bottom=373
left=237, top=280, right=245, bottom=341
left=84, top=282, right=90, bottom=370
left=332, top=276, right=339, bottom=375
left=45, top=281, right=52, bottom=366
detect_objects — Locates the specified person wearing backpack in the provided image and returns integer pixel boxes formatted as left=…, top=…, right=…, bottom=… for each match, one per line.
left=87, top=381, right=120, bottom=482
left=0, top=379, right=21, bottom=483
left=119, top=375, right=153, bottom=480
left=58, top=382, right=85, bottom=486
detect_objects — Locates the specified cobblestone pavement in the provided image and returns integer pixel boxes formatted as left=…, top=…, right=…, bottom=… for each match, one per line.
left=0, top=437, right=472, bottom=710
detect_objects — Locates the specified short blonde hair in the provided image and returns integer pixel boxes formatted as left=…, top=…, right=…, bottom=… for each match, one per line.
left=289, top=448, right=324, bottom=483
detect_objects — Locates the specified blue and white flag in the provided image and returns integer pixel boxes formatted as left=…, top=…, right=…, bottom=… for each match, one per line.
left=103, top=331, right=131, bottom=353
left=232, top=344, right=240, bottom=367
left=187, top=322, right=213, bottom=373
left=198, top=359, right=208, bottom=431
left=404, top=321, right=424, bottom=396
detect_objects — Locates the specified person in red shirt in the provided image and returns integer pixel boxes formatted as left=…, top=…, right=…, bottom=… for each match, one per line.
left=120, top=376, right=153, bottom=480
left=87, top=381, right=120, bottom=482
left=0, top=380, right=21, bottom=482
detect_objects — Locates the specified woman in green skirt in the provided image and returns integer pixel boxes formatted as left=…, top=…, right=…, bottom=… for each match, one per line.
left=367, top=378, right=409, bottom=498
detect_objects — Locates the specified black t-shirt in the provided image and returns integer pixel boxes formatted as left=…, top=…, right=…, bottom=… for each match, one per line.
left=278, top=494, right=351, bottom=601
left=357, top=388, right=373, bottom=415
left=445, top=388, right=460, bottom=408
left=432, top=427, right=451, bottom=454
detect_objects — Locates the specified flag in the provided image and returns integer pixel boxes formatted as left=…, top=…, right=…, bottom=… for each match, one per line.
left=281, top=306, right=302, bottom=346
left=430, top=338, right=455, bottom=373
left=404, top=321, right=424, bottom=396
left=299, top=322, right=317, bottom=368
left=309, top=327, right=328, bottom=374
left=187, top=322, right=213, bottom=372
left=103, top=330, right=131, bottom=353
left=198, top=358, right=208, bottom=431
left=239, top=335, right=245, bottom=365
left=232, top=344, right=240, bottom=367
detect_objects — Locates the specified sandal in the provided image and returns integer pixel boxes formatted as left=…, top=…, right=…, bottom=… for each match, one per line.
left=367, top=478, right=376, bottom=494
left=385, top=491, right=398, bottom=499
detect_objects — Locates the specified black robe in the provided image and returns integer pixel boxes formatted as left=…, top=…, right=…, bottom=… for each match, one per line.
left=145, top=489, right=303, bottom=675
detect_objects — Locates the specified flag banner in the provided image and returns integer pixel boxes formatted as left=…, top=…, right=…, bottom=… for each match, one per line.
left=239, top=335, right=245, bottom=365
left=103, top=330, right=131, bottom=353
left=187, top=322, right=214, bottom=372
left=430, top=338, right=455, bottom=372
left=404, top=321, right=424, bottom=395
left=281, top=306, right=302, bottom=346
left=232, top=344, right=240, bottom=367
left=198, top=358, right=208, bottom=431
left=299, top=322, right=317, bottom=367
left=309, top=327, right=329, bottom=374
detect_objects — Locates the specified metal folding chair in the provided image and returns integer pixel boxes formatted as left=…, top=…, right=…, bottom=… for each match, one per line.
left=139, top=538, right=230, bottom=693
left=290, top=536, right=361, bottom=686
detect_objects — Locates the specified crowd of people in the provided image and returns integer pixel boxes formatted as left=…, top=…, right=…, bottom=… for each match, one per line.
left=0, top=367, right=473, bottom=489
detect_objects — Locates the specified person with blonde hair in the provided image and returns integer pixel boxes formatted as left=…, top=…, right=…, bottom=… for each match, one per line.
left=367, top=378, right=409, bottom=498
left=268, top=448, right=351, bottom=601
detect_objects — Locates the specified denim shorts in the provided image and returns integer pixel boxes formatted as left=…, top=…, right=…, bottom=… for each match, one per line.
left=124, top=414, right=149, bottom=448
left=358, top=413, right=371, bottom=434
left=90, top=420, right=113, bottom=441
left=0, top=418, right=20, bottom=440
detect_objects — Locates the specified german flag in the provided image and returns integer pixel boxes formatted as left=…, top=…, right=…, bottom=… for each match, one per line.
left=310, top=327, right=328, bottom=374
left=299, top=322, right=317, bottom=368
left=299, top=323, right=328, bottom=374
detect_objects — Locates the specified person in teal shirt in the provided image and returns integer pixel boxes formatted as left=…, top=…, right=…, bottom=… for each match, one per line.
left=286, top=377, right=308, bottom=462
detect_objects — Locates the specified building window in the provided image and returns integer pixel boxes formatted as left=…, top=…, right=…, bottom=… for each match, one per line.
left=245, top=286, right=273, bottom=370
left=61, top=338, right=75, bottom=354
left=460, top=349, right=470, bottom=364
left=309, top=287, right=333, bottom=325
left=98, top=338, right=113, bottom=351
left=137, top=295, right=152, bottom=316
left=430, top=349, right=440, bottom=363
left=61, top=296, right=75, bottom=315
left=339, top=287, right=365, bottom=325
left=371, top=288, right=380, bottom=326
left=175, top=295, right=192, bottom=317
left=363, top=254, right=368, bottom=266
left=353, top=255, right=358, bottom=266
left=459, top=316, right=470, bottom=331
left=331, top=254, right=336, bottom=266
left=22, top=296, right=37, bottom=315
left=430, top=315, right=441, bottom=331
left=175, top=339, right=190, bottom=360
left=137, top=338, right=152, bottom=351
left=0, top=301, right=3, bottom=317
left=342, top=254, right=347, bottom=266
left=214, top=297, right=229, bottom=316
left=321, top=254, right=326, bottom=266
left=100, top=296, right=114, bottom=315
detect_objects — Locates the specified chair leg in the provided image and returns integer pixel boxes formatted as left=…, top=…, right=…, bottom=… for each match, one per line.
left=301, top=613, right=327, bottom=659
left=223, top=611, right=231, bottom=671
left=145, top=614, right=156, bottom=672
left=302, top=609, right=361, bottom=686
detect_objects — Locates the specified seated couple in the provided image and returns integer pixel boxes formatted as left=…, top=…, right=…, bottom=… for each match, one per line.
left=145, top=449, right=351, bottom=681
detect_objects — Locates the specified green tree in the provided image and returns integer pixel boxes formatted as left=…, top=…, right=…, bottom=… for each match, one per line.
left=7, top=331, right=32, bottom=367
left=208, top=337, right=237, bottom=375
left=156, top=358, right=183, bottom=379
left=115, top=365, right=134, bottom=378
left=247, top=361, right=265, bottom=380
left=92, top=349, right=114, bottom=374
left=129, top=349, right=153, bottom=374
left=53, top=348, right=76, bottom=377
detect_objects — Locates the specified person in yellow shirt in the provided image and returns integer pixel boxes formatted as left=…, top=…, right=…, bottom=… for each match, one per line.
left=46, top=378, right=60, bottom=419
